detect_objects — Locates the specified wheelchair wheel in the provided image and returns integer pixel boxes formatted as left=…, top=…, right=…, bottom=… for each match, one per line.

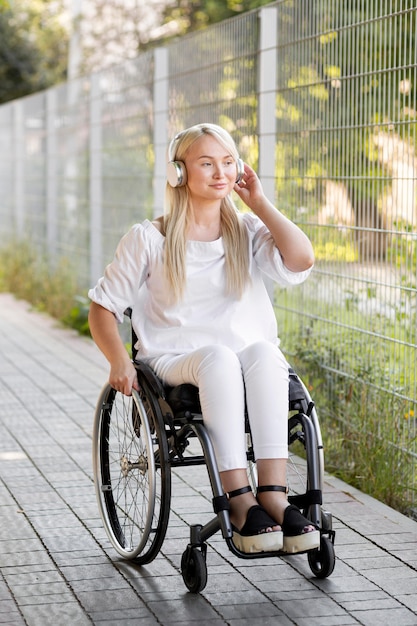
left=181, top=546, right=208, bottom=593
left=307, top=535, right=336, bottom=578
left=92, top=383, right=171, bottom=564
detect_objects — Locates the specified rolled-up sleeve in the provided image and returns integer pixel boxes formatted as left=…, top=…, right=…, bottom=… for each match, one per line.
left=88, top=224, right=149, bottom=323
left=244, top=213, right=313, bottom=286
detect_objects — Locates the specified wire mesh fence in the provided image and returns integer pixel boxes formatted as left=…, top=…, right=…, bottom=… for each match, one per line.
left=0, top=0, right=415, bottom=514
left=272, top=1, right=417, bottom=514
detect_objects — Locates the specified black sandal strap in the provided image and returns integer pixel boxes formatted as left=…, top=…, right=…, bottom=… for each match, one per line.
left=228, top=485, right=253, bottom=499
left=257, top=485, right=288, bottom=494
left=238, top=505, right=279, bottom=536
left=282, top=504, right=317, bottom=536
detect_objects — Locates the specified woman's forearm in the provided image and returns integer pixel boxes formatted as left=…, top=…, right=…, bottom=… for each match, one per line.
left=88, top=302, right=129, bottom=364
left=88, top=302, right=138, bottom=395
left=253, top=198, right=315, bottom=272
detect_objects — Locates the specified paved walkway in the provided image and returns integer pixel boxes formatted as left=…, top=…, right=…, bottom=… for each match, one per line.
left=0, top=293, right=416, bottom=626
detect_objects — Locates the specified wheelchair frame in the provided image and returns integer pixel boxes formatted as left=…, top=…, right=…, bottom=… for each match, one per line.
left=92, top=317, right=335, bottom=592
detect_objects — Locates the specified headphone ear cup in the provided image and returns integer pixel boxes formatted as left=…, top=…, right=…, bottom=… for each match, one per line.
left=236, top=158, right=245, bottom=184
left=167, top=160, right=187, bottom=187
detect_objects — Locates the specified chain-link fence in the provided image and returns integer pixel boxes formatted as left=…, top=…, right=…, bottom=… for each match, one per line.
left=0, top=1, right=416, bottom=514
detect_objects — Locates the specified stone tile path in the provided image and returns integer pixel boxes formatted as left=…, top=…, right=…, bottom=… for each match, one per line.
left=0, top=293, right=416, bottom=625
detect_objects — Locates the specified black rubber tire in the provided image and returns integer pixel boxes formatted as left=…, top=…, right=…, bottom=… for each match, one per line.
left=181, top=547, right=208, bottom=593
left=307, top=535, right=336, bottom=578
left=93, top=383, right=171, bottom=564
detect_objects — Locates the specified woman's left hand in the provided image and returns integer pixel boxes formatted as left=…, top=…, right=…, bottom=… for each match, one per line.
left=233, top=163, right=265, bottom=212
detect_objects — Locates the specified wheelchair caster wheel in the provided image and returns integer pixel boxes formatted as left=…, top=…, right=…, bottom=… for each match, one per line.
left=181, top=546, right=208, bottom=593
left=308, top=534, right=336, bottom=578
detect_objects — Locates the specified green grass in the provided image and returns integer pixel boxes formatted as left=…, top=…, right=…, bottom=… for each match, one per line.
left=277, top=288, right=417, bottom=518
left=0, top=239, right=90, bottom=335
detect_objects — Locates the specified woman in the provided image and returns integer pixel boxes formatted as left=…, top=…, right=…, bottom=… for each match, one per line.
left=88, top=123, right=319, bottom=555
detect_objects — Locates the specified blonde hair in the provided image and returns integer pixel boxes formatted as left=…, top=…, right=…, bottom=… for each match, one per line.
left=163, top=123, right=250, bottom=302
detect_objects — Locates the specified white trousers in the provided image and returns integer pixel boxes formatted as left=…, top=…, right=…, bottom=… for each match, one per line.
left=148, top=341, right=289, bottom=472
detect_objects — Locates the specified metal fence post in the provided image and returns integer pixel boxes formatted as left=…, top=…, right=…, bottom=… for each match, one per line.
left=153, top=47, right=169, bottom=217
left=13, top=100, right=24, bottom=237
left=258, top=6, right=278, bottom=203
left=46, top=90, right=57, bottom=260
left=89, top=73, right=102, bottom=285
left=258, top=6, right=278, bottom=300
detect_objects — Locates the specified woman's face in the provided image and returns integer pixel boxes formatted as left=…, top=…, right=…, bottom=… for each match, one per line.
left=183, top=134, right=237, bottom=204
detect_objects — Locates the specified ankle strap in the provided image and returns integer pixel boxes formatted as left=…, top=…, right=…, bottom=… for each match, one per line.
left=257, top=485, right=288, bottom=494
left=228, top=485, right=252, bottom=499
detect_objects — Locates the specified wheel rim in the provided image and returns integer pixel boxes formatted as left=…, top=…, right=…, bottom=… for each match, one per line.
left=93, top=385, right=157, bottom=559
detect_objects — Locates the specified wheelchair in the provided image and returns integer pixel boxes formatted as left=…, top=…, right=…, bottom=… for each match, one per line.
left=92, top=315, right=336, bottom=593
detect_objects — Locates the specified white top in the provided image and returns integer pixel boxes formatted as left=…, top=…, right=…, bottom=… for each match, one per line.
left=88, top=214, right=312, bottom=357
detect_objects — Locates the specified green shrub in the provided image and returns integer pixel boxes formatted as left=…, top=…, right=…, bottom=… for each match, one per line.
left=289, top=336, right=417, bottom=517
left=0, top=240, right=90, bottom=335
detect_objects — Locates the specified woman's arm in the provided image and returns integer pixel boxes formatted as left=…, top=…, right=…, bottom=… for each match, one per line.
left=234, top=164, right=314, bottom=272
left=88, top=301, right=139, bottom=396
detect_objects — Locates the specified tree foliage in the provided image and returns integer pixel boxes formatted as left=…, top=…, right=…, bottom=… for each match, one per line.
left=161, top=0, right=272, bottom=34
left=77, top=0, right=169, bottom=75
left=77, top=0, right=273, bottom=76
left=0, top=0, right=273, bottom=97
left=0, top=0, right=68, bottom=104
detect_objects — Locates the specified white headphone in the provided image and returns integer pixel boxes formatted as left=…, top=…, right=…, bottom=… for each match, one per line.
left=166, top=131, right=245, bottom=188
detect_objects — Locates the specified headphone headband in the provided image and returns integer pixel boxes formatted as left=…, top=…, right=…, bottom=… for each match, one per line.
left=167, top=132, right=184, bottom=163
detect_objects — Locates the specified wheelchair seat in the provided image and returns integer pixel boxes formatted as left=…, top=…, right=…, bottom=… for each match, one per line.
left=160, top=366, right=313, bottom=421
left=167, top=383, right=201, bottom=416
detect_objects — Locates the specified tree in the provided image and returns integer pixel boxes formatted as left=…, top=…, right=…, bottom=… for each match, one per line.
left=161, top=0, right=272, bottom=34
left=73, top=0, right=273, bottom=76
left=0, top=0, right=68, bottom=104
left=75, top=0, right=171, bottom=76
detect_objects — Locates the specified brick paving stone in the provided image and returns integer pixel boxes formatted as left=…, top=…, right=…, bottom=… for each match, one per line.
left=89, top=608, right=160, bottom=624
left=227, top=616, right=296, bottom=626
left=294, top=618, right=361, bottom=626
left=0, top=609, right=26, bottom=626
left=349, top=607, right=417, bottom=626
left=19, top=603, right=93, bottom=626
left=0, top=294, right=417, bottom=626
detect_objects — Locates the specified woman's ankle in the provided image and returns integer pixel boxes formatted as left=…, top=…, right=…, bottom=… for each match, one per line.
left=256, top=491, right=289, bottom=526
left=228, top=491, right=258, bottom=530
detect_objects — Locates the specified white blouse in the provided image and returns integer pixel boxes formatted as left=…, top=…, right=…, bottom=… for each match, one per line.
left=88, top=213, right=312, bottom=357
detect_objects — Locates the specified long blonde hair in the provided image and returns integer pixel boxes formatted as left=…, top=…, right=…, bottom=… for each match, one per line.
left=164, top=123, right=250, bottom=302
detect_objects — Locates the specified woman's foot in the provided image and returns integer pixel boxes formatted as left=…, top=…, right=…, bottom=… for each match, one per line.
left=257, top=485, right=320, bottom=554
left=228, top=486, right=283, bottom=554
left=280, top=505, right=320, bottom=553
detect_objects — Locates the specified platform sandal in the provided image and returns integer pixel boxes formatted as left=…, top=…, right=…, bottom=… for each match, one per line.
left=228, top=485, right=283, bottom=554
left=257, top=485, right=320, bottom=554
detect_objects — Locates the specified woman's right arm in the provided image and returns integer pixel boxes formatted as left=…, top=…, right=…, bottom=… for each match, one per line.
left=88, top=301, right=139, bottom=395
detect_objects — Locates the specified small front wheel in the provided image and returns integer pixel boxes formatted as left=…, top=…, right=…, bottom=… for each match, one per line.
left=308, top=535, right=336, bottom=578
left=181, top=546, right=208, bottom=593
